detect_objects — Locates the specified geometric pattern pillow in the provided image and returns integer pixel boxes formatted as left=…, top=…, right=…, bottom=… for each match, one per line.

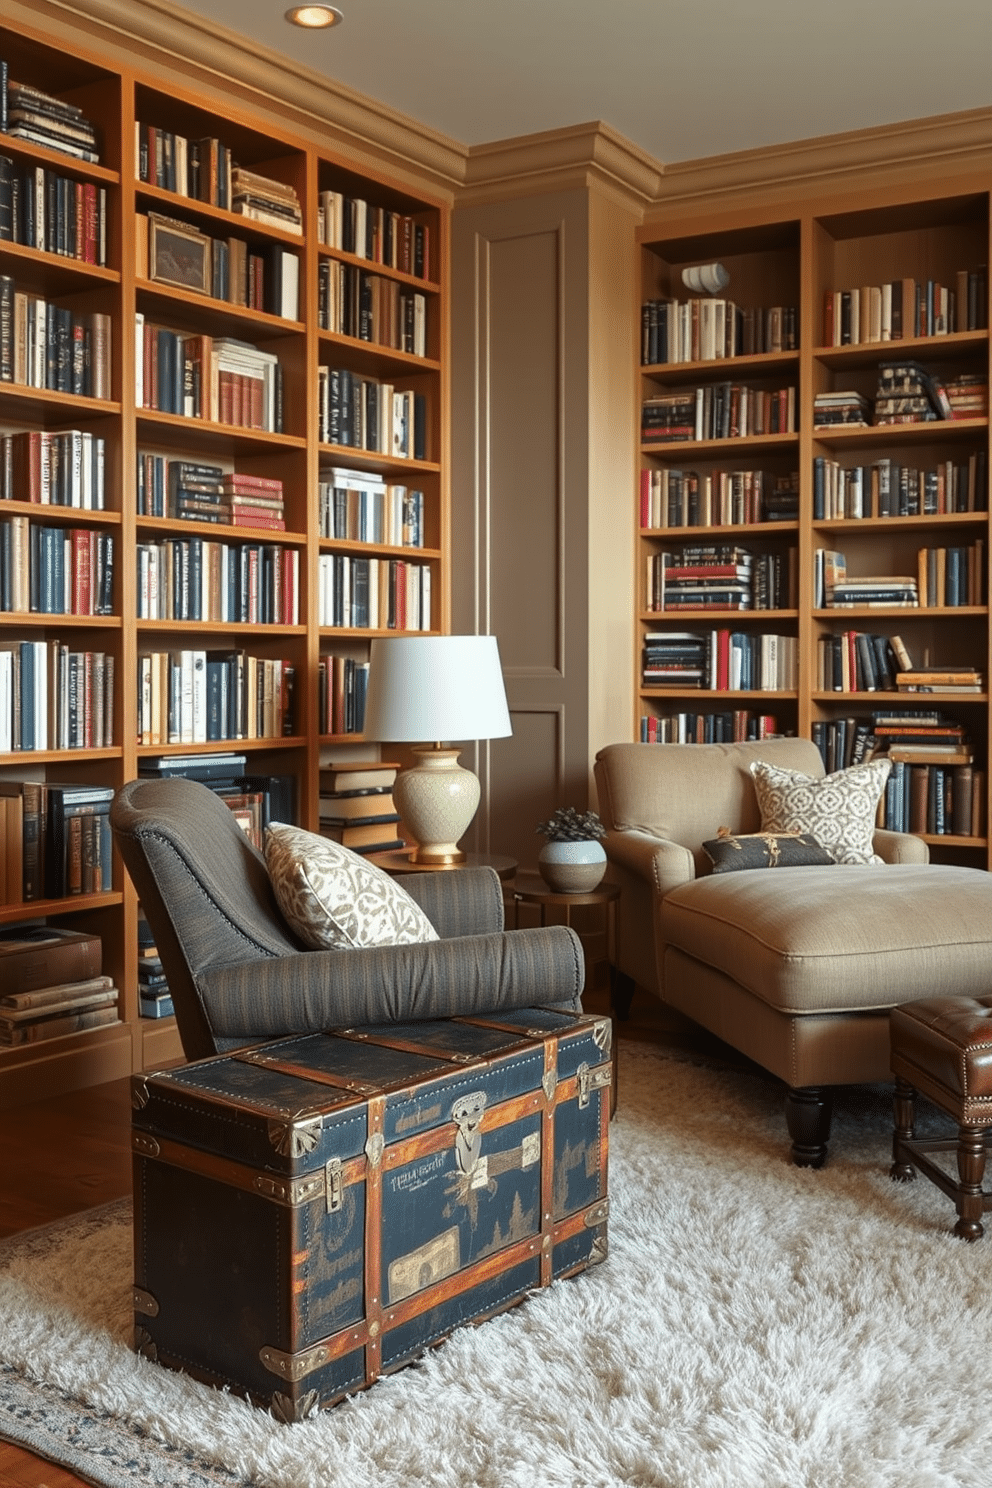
left=263, top=823, right=439, bottom=951
left=748, top=757, right=892, bottom=865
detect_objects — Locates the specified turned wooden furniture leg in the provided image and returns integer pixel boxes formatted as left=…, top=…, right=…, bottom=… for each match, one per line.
left=955, top=1123, right=988, bottom=1241
left=785, top=1085, right=833, bottom=1168
left=890, top=1076, right=917, bottom=1183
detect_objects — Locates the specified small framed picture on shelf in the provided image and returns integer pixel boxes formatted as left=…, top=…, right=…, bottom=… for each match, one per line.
left=148, top=215, right=211, bottom=295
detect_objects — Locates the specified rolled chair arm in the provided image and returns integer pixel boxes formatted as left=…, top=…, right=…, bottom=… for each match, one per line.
left=872, top=829, right=930, bottom=865
left=399, top=866, right=505, bottom=937
left=603, top=828, right=696, bottom=895
left=195, top=925, right=585, bottom=1039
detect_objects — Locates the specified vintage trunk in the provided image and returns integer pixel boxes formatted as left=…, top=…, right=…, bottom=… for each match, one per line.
left=130, top=1006, right=611, bottom=1420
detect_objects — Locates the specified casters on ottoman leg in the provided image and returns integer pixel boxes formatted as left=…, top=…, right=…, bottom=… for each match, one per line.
left=954, top=1124, right=987, bottom=1242
left=785, top=1085, right=833, bottom=1168
left=890, top=1076, right=918, bottom=1184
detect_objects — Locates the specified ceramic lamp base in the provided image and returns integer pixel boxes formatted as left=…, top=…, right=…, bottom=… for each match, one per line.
left=394, top=746, right=480, bottom=866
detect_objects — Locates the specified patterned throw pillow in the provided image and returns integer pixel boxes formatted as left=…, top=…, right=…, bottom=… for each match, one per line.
left=264, top=823, right=439, bottom=950
left=702, top=829, right=836, bottom=873
left=749, top=758, right=892, bottom=866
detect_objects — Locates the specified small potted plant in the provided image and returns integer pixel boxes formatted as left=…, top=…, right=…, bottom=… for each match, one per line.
left=535, top=807, right=608, bottom=893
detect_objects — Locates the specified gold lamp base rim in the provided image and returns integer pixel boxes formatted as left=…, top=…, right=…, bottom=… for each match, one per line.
left=407, top=847, right=468, bottom=867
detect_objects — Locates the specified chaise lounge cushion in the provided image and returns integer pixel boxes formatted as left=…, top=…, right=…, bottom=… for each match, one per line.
left=661, top=863, right=992, bottom=1015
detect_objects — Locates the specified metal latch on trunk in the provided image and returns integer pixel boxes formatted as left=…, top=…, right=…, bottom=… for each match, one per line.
left=576, top=1061, right=612, bottom=1109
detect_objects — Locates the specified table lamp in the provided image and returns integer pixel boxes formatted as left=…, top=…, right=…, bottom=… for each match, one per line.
left=362, top=635, right=512, bottom=865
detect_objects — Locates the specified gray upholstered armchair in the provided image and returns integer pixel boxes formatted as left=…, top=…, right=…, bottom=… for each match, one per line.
left=111, top=776, right=584, bottom=1063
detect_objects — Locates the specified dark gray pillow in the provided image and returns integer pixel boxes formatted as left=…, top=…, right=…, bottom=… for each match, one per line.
left=702, top=830, right=836, bottom=874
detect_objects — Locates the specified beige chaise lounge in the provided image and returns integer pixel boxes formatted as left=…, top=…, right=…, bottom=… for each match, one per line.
left=594, top=737, right=992, bottom=1165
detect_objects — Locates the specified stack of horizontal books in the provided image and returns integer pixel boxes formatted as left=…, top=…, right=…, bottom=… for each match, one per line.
left=873, top=360, right=948, bottom=425
left=318, top=760, right=405, bottom=854
left=0, top=926, right=118, bottom=1046
left=3, top=77, right=99, bottom=162
left=641, top=632, right=708, bottom=688
left=648, top=545, right=753, bottom=612
left=813, top=390, right=871, bottom=426
left=231, top=167, right=302, bottom=235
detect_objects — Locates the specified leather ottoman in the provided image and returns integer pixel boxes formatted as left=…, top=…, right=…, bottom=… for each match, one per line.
left=890, top=996, right=992, bottom=1239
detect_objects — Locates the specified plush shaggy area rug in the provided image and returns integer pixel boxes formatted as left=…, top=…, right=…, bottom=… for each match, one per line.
left=1, top=1039, right=991, bottom=1488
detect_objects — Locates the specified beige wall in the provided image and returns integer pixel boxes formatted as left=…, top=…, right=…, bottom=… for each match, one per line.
left=450, top=180, right=639, bottom=865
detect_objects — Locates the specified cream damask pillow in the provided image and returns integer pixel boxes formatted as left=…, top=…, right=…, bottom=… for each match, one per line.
left=264, top=823, right=439, bottom=950
left=749, top=757, right=892, bottom=866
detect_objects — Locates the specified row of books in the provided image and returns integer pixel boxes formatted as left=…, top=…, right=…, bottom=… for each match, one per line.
left=136, top=214, right=300, bottom=319
left=639, top=711, right=784, bottom=744
left=0, top=279, right=112, bottom=398
left=642, top=630, right=798, bottom=692
left=642, top=384, right=797, bottom=443
left=814, top=364, right=990, bottom=430
left=317, top=553, right=433, bottom=631
left=136, top=459, right=286, bottom=527
left=640, top=298, right=798, bottom=365
left=0, top=158, right=107, bottom=264
left=879, top=758, right=984, bottom=838
left=0, top=641, right=114, bottom=753
left=135, top=538, right=300, bottom=624
left=317, top=654, right=370, bottom=735
left=1, top=520, right=113, bottom=616
left=136, top=127, right=303, bottom=233
left=639, top=468, right=799, bottom=530
left=317, top=261, right=428, bottom=356
left=1, top=74, right=100, bottom=163
left=818, top=630, right=985, bottom=695
left=812, top=454, right=988, bottom=519
left=136, top=651, right=296, bottom=745
left=318, top=468, right=424, bottom=547
left=137, top=909, right=170, bottom=1020
left=814, top=550, right=919, bottom=609
left=0, top=780, right=113, bottom=902
left=917, top=541, right=986, bottom=608
left=0, top=928, right=118, bottom=1046
left=810, top=710, right=968, bottom=774
left=646, top=545, right=797, bottom=613
left=318, top=758, right=404, bottom=854
left=317, top=191, right=431, bottom=279
left=138, top=753, right=296, bottom=830
left=0, top=429, right=106, bottom=509
left=317, top=367, right=427, bottom=460
left=821, top=271, right=987, bottom=347
left=135, top=320, right=283, bottom=432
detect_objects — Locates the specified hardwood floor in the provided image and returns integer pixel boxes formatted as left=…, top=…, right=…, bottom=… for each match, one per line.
left=0, top=979, right=729, bottom=1486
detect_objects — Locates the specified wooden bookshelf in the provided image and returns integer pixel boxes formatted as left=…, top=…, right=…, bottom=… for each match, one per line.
left=636, top=188, right=991, bottom=868
left=0, top=12, right=449, bottom=1106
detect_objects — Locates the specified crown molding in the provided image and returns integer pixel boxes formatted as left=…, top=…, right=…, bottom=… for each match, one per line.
left=26, top=0, right=467, bottom=199
left=461, top=122, right=663, bottom=212
left=651, top=106, right=992, bottom=213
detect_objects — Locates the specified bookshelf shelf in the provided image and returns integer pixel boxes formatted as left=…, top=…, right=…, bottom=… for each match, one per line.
left=641, top=433, right=798, bottom=457
left=0, top=891, right=122, bottom=925
left=637, top=186, right=991, bottom=855
left=0, top=11, right=449, bottom=1104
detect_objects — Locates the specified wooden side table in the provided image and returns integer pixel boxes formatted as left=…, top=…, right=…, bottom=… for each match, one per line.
left=368, top=849, right=518, bottom=881
left=511, top=872, right=621, bottom=1115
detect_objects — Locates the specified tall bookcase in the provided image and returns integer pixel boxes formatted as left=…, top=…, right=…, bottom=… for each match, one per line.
left=0, top=13, right=449, bottom=1106
left=636, top=184, right=992, bottom=870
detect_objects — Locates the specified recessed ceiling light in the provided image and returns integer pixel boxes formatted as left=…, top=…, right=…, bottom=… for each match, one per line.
left=285, top=5, right=343, bottom=27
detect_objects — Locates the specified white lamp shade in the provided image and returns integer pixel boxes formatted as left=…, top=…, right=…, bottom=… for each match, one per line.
left=363, top=635, right=512, bottom=743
